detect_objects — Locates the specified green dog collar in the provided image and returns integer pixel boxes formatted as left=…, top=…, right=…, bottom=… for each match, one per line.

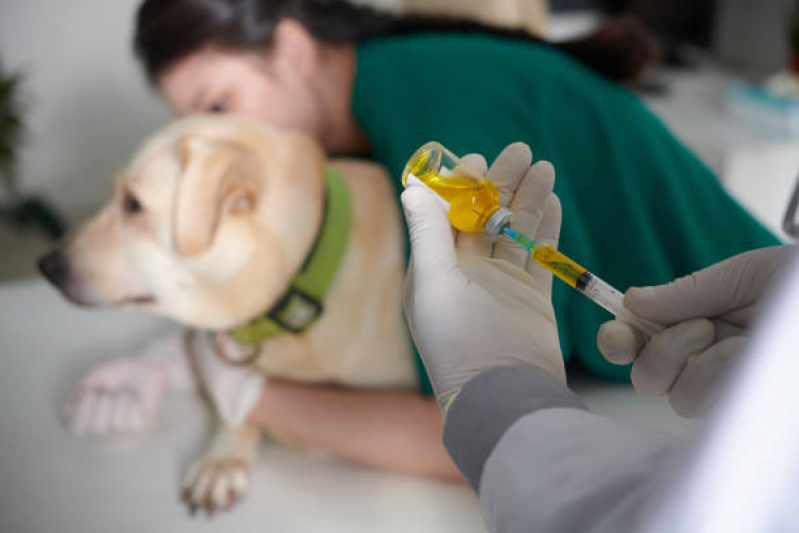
left=229, top=166, right=351, bottom=345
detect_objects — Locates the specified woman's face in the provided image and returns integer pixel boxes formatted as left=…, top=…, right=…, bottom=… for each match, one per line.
left=158, top=46, right=324, bottom=139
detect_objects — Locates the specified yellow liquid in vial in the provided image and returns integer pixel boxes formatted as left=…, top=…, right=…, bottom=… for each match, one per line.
left=405, top=150, right=500, bottom=233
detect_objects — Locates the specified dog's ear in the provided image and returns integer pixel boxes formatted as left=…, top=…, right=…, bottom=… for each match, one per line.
left=173, top=136, right=260, bottom=257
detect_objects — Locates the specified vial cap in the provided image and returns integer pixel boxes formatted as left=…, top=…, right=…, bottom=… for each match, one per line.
left=484, top=208, right=514, bottom=242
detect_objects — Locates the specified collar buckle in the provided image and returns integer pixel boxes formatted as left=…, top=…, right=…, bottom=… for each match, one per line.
left=267, top=287, right=324, bottom=334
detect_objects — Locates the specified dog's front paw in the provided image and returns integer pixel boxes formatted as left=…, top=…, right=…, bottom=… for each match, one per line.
left=64, top=357, right=168, bottom=436
left=182, top=425, right=260, bottom=516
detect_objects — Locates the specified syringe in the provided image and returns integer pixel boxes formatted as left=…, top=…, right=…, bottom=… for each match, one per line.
left=403, top=141, right=664, bottom=339
left=500, top=227, right=663, bottom=337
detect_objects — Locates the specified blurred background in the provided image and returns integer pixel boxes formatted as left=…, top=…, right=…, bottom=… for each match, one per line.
left=1, top=0, right=797, bottom=281
left=1, top=1, right=797, bottom=532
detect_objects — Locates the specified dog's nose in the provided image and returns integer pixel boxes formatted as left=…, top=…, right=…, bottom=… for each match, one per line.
left=38, top=251, right=69, bottom=286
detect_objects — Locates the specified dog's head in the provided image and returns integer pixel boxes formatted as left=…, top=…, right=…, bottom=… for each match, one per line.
left=39, top=115, right=326, bottom=330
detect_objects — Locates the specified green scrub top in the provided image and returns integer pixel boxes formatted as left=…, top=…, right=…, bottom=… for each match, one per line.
left=351, top=33, right=780, bottom=394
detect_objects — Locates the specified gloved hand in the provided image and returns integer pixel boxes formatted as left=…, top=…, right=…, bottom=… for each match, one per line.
left=402, top=143, right=565, bottom=415
left=64, top=333, right=194, bottom=435
left=598, top=246, right=791, bottom=418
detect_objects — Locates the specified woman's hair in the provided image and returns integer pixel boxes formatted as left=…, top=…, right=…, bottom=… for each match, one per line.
left=135, top=0, right=656, bottom=83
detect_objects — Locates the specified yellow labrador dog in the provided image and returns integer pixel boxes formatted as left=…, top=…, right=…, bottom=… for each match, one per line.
left=39, top=114, right=416, bottom=513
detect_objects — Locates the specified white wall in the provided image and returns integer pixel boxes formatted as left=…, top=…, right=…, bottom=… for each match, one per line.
left=0, top=0, right=406, bottom=227
left=0, top=0, right=171, bottom=224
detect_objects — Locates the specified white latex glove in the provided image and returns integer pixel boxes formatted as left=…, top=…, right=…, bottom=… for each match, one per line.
left=64, top=333, right=193, bottom=435
left=597, top=246, right=791, bottom=418
left=402, top=143, right=565, bottom=415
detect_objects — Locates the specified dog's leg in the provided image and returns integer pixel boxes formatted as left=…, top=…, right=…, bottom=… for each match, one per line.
left=183, top=332, right=266, bottom=514
left=182, top=423, right=261, bottom=515
left=64, top=332, right=195, bottom=436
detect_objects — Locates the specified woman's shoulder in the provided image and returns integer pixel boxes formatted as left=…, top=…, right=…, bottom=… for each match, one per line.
left=359, top=32, right=564, bottom=66
left=357, top=32, right=617, bottom=98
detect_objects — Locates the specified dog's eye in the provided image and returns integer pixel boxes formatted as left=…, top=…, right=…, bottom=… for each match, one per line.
left=122, top=191, right=143, bottom=215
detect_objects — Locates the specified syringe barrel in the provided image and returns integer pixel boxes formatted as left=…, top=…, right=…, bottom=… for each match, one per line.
left=576, top=272, right=664, bottom=339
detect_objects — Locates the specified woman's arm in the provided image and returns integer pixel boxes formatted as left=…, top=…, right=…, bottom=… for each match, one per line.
left=247, top=379, right=464, bottom=482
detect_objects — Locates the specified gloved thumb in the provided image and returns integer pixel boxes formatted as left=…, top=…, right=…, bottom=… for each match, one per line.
left=625, top=246, right=787, bottom=324
left=401, top=184, right=458, bottom=274
left=597, top=320, right=646, bottom=365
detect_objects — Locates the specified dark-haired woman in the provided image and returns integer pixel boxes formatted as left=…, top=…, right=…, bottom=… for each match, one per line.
left=135, top=0, right=778, bottom=480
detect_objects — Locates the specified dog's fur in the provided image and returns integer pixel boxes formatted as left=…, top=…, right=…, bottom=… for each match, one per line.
left=42, top=114, right=416, bottom=511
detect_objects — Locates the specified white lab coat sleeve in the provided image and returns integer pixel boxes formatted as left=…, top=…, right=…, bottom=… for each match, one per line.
left=443, top=366, right=679, bottom=533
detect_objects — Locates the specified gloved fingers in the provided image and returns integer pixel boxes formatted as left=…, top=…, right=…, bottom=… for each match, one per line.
left=630, top=318, right=716, bottom=397
left=668, top=336, right=745, bottom=418
left=716, top=305, right=757, bottom=330
left=456, top=232, right=493, bottom=259
left=625, top=246, right=786, bottom=325
left=401, top=185, right=458, bottom=276
left=597, top=320, right=647, bottom=365
left=436, top=383, right=467, bottom=415
left=485, top=143, right=533, bottom=207
left=712, top=319, right=747, bottom=342
left=525, top=195, right=562, bottom=293
left=461, top=154, right=489, bottom=176
left=494, top=161, right=556, bottom=268
left=403, top=254, right=418, bottom=313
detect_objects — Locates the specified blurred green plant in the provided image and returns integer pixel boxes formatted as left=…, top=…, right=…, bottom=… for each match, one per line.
left=0, top=63, right=23, bottom=196
left=0, top=60, right=65, bottom=240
